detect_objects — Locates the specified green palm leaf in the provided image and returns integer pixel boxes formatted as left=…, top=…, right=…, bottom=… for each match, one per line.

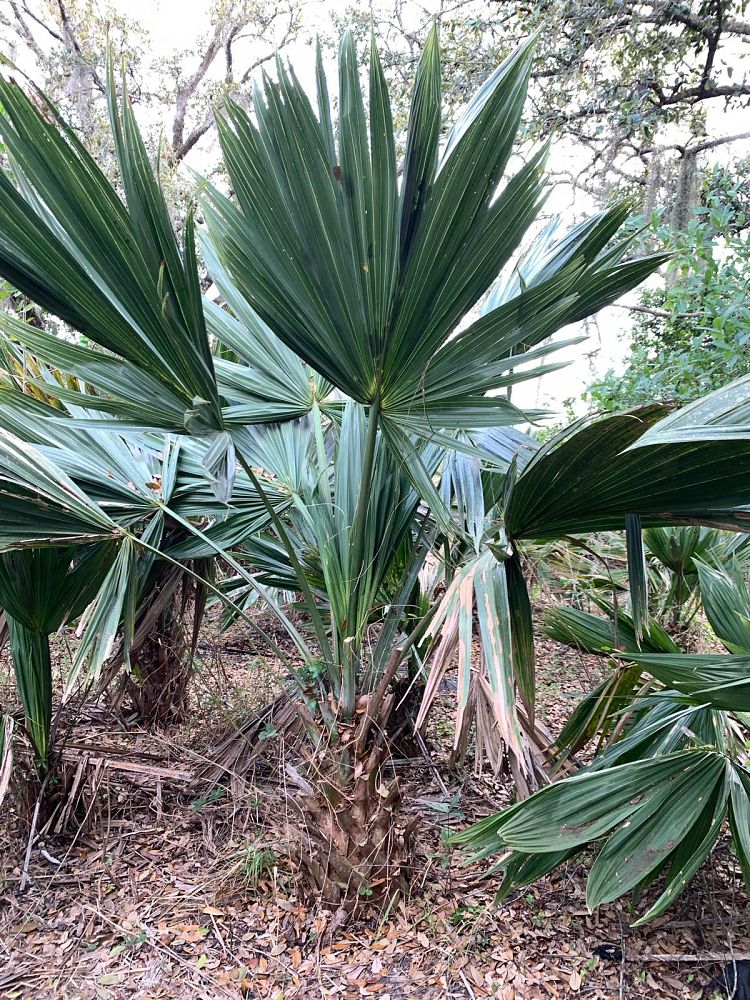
left=0, top=427, right=119, bottom=549
left=506, top=401, right=750, bottom=540
left=625, top=652, right=750, bottom=711
left=203, top=30, right=661, bottom=443
left=452, top=749, right=742, bottom=924
left=695, top=558, right=750, bottom=653
left=0, top=63, right=221, bottom=433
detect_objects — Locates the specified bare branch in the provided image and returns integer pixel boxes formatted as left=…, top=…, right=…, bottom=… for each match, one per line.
left=657, top=82, right=750, bottom=106
left=10, top=0, right=65, bottom=47
left=647, top=0, right=750, bottom=39
left=640, top=130, right=750, bottom=158
left=173, top=115, right=214, bottom=162
left=171, top=20, right=229, bottom=152
left=557, top=80, right=750, bottom=128
left=172, top=4, right=299, bottom=160
left=612, top=302, right=702, bottom=320
left=6, top=2, right=46, bottom=61
left=54, top=0, right=105, bottom=94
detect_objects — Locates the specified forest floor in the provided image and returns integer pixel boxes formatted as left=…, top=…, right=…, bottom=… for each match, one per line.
left=1, top=608, right=749, bottom=1000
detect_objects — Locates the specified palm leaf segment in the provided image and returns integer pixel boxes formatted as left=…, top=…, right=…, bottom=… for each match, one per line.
left=0, top=63, right=220, bottom=435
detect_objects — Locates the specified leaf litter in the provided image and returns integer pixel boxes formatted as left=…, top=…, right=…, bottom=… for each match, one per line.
left=0, top=608, right=748, bottom=999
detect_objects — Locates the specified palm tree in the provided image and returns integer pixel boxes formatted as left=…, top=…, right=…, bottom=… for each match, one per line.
left=0, top=29, right=748, bottom=913
left=452, top=379, right=750, bottom=922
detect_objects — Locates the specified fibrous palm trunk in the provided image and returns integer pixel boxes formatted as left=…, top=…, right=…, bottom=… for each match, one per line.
left=103, top=564, right=205, bottom=726
left=286, top=661, right=418, bottom=920
left=200, top=652, right=419, bottom=919
left=122, top=602, right=190, bottom=725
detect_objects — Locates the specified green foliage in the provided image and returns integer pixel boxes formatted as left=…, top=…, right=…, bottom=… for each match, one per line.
left=454, top=749, right=750, bottom=925
left=587, top=165, right=750, bottom=409
left=204, top=30, right=660, bottom=445
left=695, top=558, right=750, bottom=652
left=332, top=2, right=750, bottom=198
left=459, top=515, right=750, bottom=920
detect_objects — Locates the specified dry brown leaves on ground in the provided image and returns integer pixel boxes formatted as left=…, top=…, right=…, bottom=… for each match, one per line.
left=1, top=617, right=749, bottom=999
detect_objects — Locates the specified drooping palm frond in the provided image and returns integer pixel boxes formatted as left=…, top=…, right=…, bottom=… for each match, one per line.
left=453, top=748, right=750, bottom=925
left=622, top=652, right=750, bottom=712
left=0, top=369, right=316, bottom=740
left=542, top=600, right=677, bottom=761
left=0, top=542, right=119, bottom=768
left=694, top=558, right=750, bottom=653
left=416, top=547, right=542, bottom=788
left=505, top=398, right=750, bottom=540
left=544, top=600, right=679, bottom=657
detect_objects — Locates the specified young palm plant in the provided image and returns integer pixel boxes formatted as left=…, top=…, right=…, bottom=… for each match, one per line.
left=452, top=379, right=750, bottom=922
left=195, top=29, right=677, bottom=902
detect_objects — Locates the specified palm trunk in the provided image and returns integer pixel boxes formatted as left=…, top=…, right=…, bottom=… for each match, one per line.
left=103, top=564, right=202, bottom=726
left=285, top=651, right=417, bottom=918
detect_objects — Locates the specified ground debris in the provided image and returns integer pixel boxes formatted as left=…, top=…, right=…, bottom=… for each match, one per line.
left=1, top=612, right=748, bottom=998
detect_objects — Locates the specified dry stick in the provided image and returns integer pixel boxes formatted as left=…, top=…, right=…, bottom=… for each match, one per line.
left=611, top=302, right=703, bottom=319
left=458, top=967, right=477, bottom=998
left=19, top=773, right=49, bottom=891
left=640, top=952, right=750, bottom=963
left=406, top=708, right=450, bottom=798
left=553, top=949, right=750, bottom=963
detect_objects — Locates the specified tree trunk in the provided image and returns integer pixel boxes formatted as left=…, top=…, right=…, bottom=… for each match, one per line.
left=199, top=654, right=420, bottom=920
left=283, top=693, right=418, bottom=923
